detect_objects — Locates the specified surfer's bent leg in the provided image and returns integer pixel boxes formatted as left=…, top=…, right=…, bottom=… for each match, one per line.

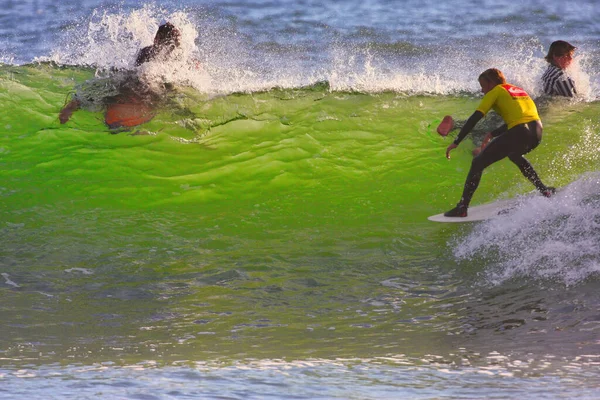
left=457, top=134, right=511, bottom=208
left=445, top=121, right=552, bottom=217
left=507, top=121, right=552, bottom=194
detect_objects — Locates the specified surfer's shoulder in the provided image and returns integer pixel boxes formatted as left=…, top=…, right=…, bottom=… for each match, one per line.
left=135, top=46, right=154, bottom=66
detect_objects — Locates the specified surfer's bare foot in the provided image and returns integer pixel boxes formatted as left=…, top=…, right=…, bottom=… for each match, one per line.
left=59, top=100, right=80, bottom=124
left=444, top=204, right=467, bottom=217
left=437, top=115, right=454, bottom=136
left=541, top=187, right=556, bottom=198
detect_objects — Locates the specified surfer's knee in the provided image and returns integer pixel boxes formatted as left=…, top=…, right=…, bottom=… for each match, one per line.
left=470, top=154, right=488, bottom=172
left=509, top=155, right=534, bottom=174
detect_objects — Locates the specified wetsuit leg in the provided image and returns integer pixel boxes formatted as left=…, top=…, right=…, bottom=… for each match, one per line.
left=508, top=155, right=546, bottom=191
left=506, top=121, right=548, bottom=192
left=457, top=121, right=545, bottom=208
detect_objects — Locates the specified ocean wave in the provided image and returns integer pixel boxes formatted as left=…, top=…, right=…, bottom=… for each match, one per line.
left=20, top=5, right=596, bottom=98
left=453, top=173, right=600, bottom=286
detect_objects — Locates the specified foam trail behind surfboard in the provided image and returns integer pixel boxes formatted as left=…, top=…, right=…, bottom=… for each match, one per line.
left=428, top=189, right=564, bottom=223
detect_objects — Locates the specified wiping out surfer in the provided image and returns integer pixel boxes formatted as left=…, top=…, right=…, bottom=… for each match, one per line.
left=134, top=22, right=182, bottom=66
left=443, top=68, right=555, bottom=218
left=58, top=22, right=182, bottom=125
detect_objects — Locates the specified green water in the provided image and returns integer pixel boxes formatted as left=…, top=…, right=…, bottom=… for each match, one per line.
left=1, top=63, right=599, bottom=371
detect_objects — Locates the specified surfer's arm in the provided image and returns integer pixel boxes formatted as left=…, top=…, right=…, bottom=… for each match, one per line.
left=59, top=99, right=81, bottom=124
left=446, top=111, right=483, bottom=159
left=135, top=46, right=154, bottom=66
left=452, top=111, right=484, bottom=145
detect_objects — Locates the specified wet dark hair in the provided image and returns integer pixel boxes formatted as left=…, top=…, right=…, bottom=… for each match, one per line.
left=545, top=40, right=576, bottom=63
left=478, top=68, right=507, bottom=85
left=154, top=22, right=181, bottom=47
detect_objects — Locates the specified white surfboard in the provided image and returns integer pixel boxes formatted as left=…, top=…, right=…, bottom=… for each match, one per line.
left=428, top=197, right=525, bottom=223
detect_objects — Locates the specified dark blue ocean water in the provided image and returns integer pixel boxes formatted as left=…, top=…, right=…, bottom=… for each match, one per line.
left=3, top=0, right=600, bottom=60
left=2, top=0, right=599, bottom=68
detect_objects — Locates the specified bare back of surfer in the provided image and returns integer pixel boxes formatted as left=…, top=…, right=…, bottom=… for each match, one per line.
left=59, top=22, right=182, bottom=124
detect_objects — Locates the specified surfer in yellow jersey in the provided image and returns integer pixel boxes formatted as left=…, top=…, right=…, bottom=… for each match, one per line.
left=443, top=68, right=555, bottom=218
left=438, top=41, right=578, bottom=154
left=59, top=22, right=182, bottom=125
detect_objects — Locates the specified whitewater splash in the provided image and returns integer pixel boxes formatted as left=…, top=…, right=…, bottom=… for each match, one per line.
left=36, top=4, right=598, bottom=98
left=453, top=172, right=600, bottom=286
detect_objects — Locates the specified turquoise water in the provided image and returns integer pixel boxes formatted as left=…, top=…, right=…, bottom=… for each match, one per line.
left=2, top=1, right=600, bottom=398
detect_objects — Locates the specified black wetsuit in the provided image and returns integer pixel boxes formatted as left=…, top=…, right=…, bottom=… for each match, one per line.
left=458, top=120, right=547, bottom=208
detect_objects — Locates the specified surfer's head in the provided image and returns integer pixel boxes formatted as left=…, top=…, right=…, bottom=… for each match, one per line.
left=478, top=68, right=506, bottom=94
left=154, top=22, right=181, bottom=49
left=545, top=40, right=576, bottom=69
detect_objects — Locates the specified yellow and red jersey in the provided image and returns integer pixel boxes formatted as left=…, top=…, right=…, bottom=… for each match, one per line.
left=476, top=84, right=539, bottom=129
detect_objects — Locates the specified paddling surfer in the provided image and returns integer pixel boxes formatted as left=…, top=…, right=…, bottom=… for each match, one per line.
left=443, top=68, right=555, bottom=218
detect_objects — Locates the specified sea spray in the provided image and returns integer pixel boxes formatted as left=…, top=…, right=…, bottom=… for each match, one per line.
left=34, top=4, right=598, bottom=98
left=452, top=173, right=600, bottom=286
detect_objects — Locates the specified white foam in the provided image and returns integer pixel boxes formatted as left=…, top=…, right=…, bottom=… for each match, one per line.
left=64, top=268, right=94, bottom=275
left=36, top=6, right=599, bottom=98
left=1, top=273, right=21, bottom=288
left=453, top=173, right=600, bottom=286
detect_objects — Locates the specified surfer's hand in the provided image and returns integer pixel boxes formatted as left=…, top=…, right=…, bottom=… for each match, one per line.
left=59, top=99, right=80, bottom=124
left=472, top=132, right=493, bottom=156
left=446, top=143, right=457, bottom=159
left=481, top=132, right=493, bottom=148
left=58, top=110, right=71, bottom=124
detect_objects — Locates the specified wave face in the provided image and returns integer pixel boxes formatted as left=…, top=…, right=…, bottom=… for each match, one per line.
left=2, top=1, right=600, bottom=398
